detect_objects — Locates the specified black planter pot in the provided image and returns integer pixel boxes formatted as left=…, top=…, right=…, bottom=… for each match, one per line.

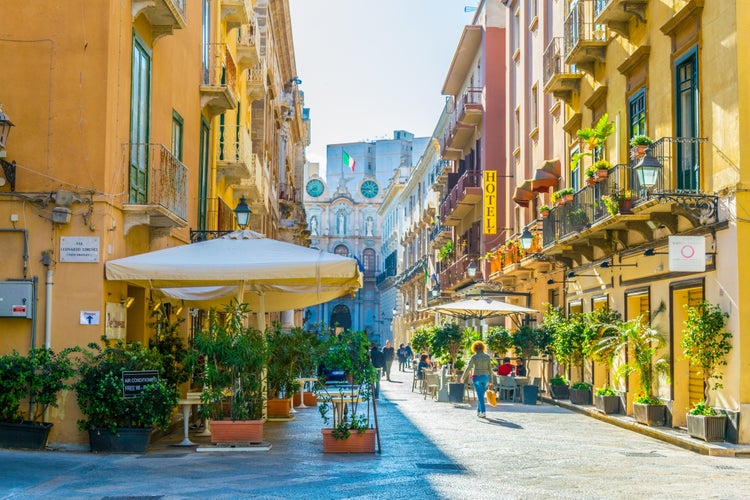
left=0, top=421, right=53, bottom=450
left=448, top=382, right=465, bottom=403
left=522, top=385, right=538, bottom=405
left=549, top=384, right=569, bottom=400
left=88, top=427, right=152, bottom=453
left=569, top=388, right=592, bottom=405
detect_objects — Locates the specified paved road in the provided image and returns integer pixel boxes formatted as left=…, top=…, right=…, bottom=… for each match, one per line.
left=1, top=367, right=749, bottom=499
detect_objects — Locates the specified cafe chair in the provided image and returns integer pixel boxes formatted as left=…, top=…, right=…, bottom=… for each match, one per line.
left=463, top=377, right=476, bottom=401
left=424, top=373, right=440, bottom=400
left=412, top=368, right=421, bottom=392
left=498, top=376, right=517, bottom=402
left=532, top=376, right=545, bottom=395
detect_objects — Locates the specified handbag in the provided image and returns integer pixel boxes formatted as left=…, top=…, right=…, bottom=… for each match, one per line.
left=486, top=390, right=497, bottom=407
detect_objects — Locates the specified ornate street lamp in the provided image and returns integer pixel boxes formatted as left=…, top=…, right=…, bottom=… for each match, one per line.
left=0, top=104, right=14, bottom=151
left=466, top=260, right=477, bottom=278
left=234, top=196, right=252, bottom=229
left=519, top=228, right=534, bottom=251
left=633, top=152, right=662, bottom=191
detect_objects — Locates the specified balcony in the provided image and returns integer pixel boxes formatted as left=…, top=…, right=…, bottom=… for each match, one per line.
left=217, top=125, right=252, bottom=185
left=122, top=143, right=188, bottom=234
left=132, top=0, right=186, bottom=42
left=200, top=43, right=238, bottom=117
left=564, top=0, right=609, bottom=72
left=233, top=153, right=269, bottom=215
left=439, top=171, right=483, bottom=225
left=236, top=22, right=260, bottom=71
left=247, top=62, right=267, bottom=101
left=439, top=253, right=478, bottom=291
left=455, top=87, right=483, bottom=127
left=543, top=37, right=582, bottom=104
left=541, top=138, right=717, bottom=265
left=222, top=0, right=252, bottom=29
left=594, top=0, right=647, bottom=38
left=429, top=224, right=451, bottom=247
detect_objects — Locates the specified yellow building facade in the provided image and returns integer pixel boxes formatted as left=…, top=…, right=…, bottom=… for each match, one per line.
left=0, top=0, right=308, bottom=446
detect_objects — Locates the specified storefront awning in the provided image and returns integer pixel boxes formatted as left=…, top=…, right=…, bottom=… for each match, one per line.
left=531, top=158, right=561, bottom=193
left=512, top=179, right=535, bottom=207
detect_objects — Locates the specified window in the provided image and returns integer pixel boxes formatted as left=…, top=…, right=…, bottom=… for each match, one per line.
left=512, top=9, right=520, bottom=55
left=362, top=248, right=376, bottom=273
left=530, top=83, right=539, bottom=132
left=676, top=49, right=700, bottom=190
left=628, top=88, right=647, bottom=140
left=198, top=118, right=210, bottom=230
left=570, top=145, right=581, bottom=192
left=334, top=244, right=349, bottom=257
left=129, top=36, right=151, bottom=204
left=514, top=106, right=521, bottom=150
left=171, top=111, right=183, bottom=162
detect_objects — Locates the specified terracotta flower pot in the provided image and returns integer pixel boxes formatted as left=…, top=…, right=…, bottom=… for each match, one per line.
left=321, top=428, right=375, bottom=453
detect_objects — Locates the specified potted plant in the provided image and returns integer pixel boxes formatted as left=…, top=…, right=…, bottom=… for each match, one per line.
left=569, top=382, right=592, bottom=405
left=317, top=330, right=378, bottom=453
left=266, top=324, right=302, bottom=419
left=538, top=204, right=551, bottom=218
left=549, top=374, right=570, bottom=400
left=74, top=339, right=178, bottom=452
left=601, top=195, right=619, bottom=217
left=567, top=208, right=589, bottom=228
left=629, top=135, right=653, bottom=159
left=189, top=300, right=268, bottom=444
left=600, top=311, right=670, bottom=426
left=590, top=308, right=624, bottom=414
left=558, top=187, right=575, bottom=203
left=681, top=302, right=732, bottom=442
left=577, top=113, right=615, bottom=153
left=593, top=159, right=611, bottom=180
left=584, top=165, right=598, bottom=186
left=0, top=347, right=78, bottom=450
left=438, top=240, right=454, bottom=264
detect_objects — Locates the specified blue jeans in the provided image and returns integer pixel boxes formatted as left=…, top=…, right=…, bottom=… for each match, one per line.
left=472, top=375, right=490, bottom=414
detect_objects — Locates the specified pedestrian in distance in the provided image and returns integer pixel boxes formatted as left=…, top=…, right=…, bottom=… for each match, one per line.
left=381, top=340, right=395, bottom=381
left=461, top=340, right=494, bottom=418
left=397, top=343, right=408, bottom=372
left=405, top=343, right=413, bottom=367
left=370, top=343, right=384, bottom=397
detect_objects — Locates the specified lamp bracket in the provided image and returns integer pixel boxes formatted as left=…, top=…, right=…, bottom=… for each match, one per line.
left=650, top=190, right=719, bottom=226
left=0, top=158, right=16, bottom=192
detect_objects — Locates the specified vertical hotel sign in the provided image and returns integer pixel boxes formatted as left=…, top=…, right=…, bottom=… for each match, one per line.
left=484, top=170, right=497, bottom=234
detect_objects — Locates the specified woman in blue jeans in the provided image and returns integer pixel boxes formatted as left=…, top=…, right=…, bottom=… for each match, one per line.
left=461, top=340, right=494, bottom=418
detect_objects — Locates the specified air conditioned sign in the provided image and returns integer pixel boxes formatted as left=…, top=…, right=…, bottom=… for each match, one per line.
left=122, top=371, right=160, bottom=398
left=484, top=170, right=497, bottom=235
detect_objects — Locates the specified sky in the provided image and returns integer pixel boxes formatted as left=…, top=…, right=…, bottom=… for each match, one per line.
left=289, top=0, right=477, bottom=176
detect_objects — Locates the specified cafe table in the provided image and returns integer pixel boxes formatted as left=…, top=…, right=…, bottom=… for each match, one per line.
left=295, top=377, right=319, bottom=408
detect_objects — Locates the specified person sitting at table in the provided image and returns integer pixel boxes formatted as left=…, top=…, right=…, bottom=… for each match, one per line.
left=497, top=357, right=514, bottom=376
left=416, top=354, right=430, bottom=380
left=514, top=357, right=526, bottom=377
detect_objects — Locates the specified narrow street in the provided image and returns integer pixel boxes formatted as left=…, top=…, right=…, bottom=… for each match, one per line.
left=1, top=366, right=749, bottom=499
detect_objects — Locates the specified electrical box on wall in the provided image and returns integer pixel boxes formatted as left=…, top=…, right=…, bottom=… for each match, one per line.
left=0, top=281, right=34, bottom=319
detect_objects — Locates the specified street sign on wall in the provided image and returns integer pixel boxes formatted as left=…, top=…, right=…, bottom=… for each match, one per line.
left=669, top=235, right=706, bottom=272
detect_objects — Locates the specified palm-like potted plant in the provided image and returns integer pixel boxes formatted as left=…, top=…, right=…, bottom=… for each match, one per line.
left=189, top=300, right=268, bottom=444
left=681, top=302, right=732, bottom=442
left=584, top=165, right=598, bottom=186
left=590, top=308, right=624, bottom=414
left=577, top=113, right=615, bottom=152
left=599, top=310, right=670, bottom=426
left=74, top=339, right=178, bottom=452
left=317, top=330, right=378, bottom=453
left=0, top=347, right=78, bottom=450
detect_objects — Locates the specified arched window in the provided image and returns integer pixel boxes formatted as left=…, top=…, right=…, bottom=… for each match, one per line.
left=330, top=304, right=352, bottom=330
left=362, top=248, right=376, bottom=274
left=334, top=244, right=349, bottom=257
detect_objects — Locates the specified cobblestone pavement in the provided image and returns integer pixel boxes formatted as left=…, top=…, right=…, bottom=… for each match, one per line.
left=1, top=366, right=750, bottom=499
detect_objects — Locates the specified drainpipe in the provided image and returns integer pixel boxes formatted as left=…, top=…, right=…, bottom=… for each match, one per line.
left=43, top=251, right=53, bottom=348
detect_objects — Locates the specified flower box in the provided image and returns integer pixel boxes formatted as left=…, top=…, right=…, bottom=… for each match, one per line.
left=321, top=428, right=375, bottom=453
left=210, top=419, right=264, bottom=444
left=633, top=403, right=665, bottom=427
left=686, top=414, right=726, bottom=442
left=594, top=394, right=620, bottom=414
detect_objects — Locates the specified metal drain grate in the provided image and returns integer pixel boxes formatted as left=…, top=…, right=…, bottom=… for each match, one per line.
left=622, top=452, right=666, bottom=458
left=714, top=465, right=740, bottom=471
left=137, top=453, right=189, bottom=459
left=415, top=463, right=466, bottom=471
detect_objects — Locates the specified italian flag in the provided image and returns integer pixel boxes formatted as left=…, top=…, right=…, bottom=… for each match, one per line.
left=343, top=151, right=356, bottom=172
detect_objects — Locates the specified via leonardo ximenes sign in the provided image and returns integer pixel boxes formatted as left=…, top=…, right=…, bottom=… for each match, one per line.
left=484, top=170, right=497, bottom=234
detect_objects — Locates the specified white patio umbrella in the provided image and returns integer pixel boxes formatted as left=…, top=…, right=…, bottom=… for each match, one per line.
left=105, top=229, right=362, bottom=329
left=426, top=297, right=537, bottom=321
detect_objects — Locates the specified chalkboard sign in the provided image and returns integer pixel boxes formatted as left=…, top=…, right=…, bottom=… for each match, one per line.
left=122, top=370, right=159, bottom=398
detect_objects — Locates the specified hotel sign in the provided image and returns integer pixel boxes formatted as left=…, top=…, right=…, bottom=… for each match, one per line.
left=484, top=170, right=497, bottom=234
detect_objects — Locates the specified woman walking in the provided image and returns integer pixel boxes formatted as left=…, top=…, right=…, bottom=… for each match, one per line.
left=461, top=340, right=494, bottom=418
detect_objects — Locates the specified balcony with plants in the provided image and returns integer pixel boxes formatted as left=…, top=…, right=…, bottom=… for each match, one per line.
left=438, top=170, right=482, bottom=225
left=543, top=37, right=583, bottom=104
left=564, top=0, right=610, bottom=73
left=122, top=143, right=188, bottom=234
left=593, top=0, right=647, bottom=38
left=132, top=0, right=186, bottom=42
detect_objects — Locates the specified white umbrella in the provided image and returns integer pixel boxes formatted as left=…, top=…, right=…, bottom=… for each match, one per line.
left=426, top=297, right=537, bottom=321
left=105, top=229, right=362, bottom=329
